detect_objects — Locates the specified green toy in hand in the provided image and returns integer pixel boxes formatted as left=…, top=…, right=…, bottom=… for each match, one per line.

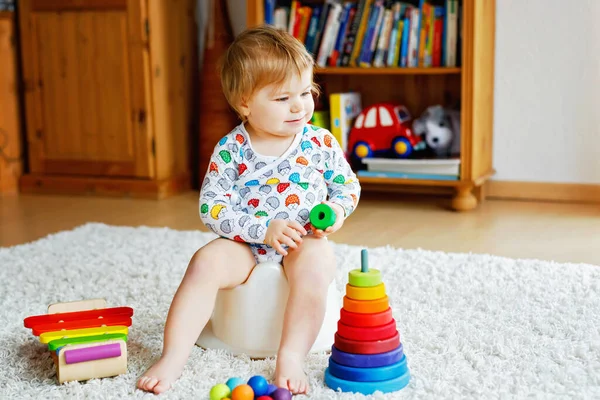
left=309, top=203, right=337, bottom=231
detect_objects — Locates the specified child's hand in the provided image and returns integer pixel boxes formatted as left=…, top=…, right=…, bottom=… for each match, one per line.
left=311, top=202, right=345, bottom=239
left=264, top=219, right=307, bottom=256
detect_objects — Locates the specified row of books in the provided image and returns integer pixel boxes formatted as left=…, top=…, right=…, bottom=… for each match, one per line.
left=0, top=0, right=14, bottom=11
left=264, top=0, right=461, bottom=68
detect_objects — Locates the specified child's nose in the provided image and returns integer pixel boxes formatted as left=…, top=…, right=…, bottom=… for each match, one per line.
left=290, top=99, right=303, bottom=113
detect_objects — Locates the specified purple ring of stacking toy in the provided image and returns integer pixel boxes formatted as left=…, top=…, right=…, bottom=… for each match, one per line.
left=331, top=343, right=403, bottom=368
left=328, top=354, right=408, bottom=382
left=324, top=364, right=410, bottom=395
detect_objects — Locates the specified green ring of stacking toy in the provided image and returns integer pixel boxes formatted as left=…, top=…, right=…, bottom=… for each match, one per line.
left=309, top=204, right=337, bottom=231
left=324, top=365, right=410, bottom=395
left=348, top=268, right=382, bottom=287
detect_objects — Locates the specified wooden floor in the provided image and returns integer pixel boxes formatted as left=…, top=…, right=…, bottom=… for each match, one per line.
left=1, top=191, right=599, bottom=265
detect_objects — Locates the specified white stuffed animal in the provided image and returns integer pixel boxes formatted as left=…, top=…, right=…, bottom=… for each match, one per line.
left=413, top=105, right=460, bottom=157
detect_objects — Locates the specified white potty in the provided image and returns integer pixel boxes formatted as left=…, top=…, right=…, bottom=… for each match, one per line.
left=196, top=262, right=340, bottom=358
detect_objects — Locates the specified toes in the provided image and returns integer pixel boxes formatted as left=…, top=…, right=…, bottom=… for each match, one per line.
left=146, top=377, right=159, bottom=391
left=154, top=381, right=171, bottom=394
left=275, top=376, right=286, bottom=389
left=301, top=380, right=309, bottom=394
left=288, top=379, right=299, bottom=394
left=138, top=376, right=152, bottom=391
left=136, top=377, right=147, bottom=390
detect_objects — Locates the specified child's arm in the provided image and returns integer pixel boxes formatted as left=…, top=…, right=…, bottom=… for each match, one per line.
left=322, top=132, right=361, bottom=218
left=199, top=138, right=269, bottom=244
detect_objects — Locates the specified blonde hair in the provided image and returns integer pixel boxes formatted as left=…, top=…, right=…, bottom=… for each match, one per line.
left=220, top=25, right=319, bottom=119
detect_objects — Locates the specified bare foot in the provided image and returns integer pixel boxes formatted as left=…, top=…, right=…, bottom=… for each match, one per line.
left=136, top=356, right=184, bottom=394
left=274, top=351, right=308, bottom=394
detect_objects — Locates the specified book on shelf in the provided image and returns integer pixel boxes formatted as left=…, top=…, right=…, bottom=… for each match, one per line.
left=362, top=157, right=460, bottom=176
left=357, top=170, right=459, bottom=181
left=329, top=91, right=362, bottom=154
left=264, top=0, right=461, bottom=69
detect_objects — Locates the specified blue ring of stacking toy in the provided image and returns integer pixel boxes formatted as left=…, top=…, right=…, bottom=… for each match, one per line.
left=331, top=343, right=403, bottom=368
left=324, top=365, right=410, bottom=395
left=328, top=354, right=408, bottom=382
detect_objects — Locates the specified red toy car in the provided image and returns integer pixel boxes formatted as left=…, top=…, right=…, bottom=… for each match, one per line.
left=347, top=103, right=425, bottom=159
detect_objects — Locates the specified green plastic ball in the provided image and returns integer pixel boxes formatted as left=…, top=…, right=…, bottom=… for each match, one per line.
left=210, top=383, right=231, bottom=400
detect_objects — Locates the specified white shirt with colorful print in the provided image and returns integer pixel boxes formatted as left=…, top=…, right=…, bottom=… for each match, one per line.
left=199, top=123, right=361, bottom=245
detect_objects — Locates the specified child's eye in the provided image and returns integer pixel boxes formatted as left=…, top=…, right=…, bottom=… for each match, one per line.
left=301, top=91, right=311, bottom=97
left=275, top=96, right=288, bottom=102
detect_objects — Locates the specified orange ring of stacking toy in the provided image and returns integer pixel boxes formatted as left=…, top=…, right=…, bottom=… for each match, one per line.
left=345, top=283, right=386, bottom=301
left=334, top=331, right=400, bottom=354
left=337, top=319, right=397, bottom=341
left=340, top=307, right=393, bottom=327
left=343, top=295, right=389, bottom=314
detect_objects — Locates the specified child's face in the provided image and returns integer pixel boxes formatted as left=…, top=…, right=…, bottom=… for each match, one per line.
left=241, top=68, right=315, bottom=138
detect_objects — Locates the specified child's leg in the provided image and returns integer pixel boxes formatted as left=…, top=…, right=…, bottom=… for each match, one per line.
left=276, top=236, right=336, bottom=394
left=137, top=238, right=255, bottom=394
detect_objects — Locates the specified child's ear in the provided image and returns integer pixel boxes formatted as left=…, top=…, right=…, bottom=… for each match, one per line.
left=239, top=98, right=250, bottom=118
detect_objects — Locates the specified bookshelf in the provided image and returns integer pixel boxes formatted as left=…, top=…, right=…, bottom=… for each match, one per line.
left=246, top=0, right=495, bottom=211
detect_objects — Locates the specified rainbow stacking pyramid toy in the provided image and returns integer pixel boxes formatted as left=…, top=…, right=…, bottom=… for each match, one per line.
left=324, top=249, right=410, bottom=394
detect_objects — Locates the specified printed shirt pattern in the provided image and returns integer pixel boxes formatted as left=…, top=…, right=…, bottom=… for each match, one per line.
left=199, top=123, right=361, bottom=244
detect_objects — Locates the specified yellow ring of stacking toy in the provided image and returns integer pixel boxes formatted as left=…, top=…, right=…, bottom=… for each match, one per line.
left=345, top=283, right=386, bottom=300
left=343, top=295, right=389, bottom=314
left=348, top=268, right=382, bottom=287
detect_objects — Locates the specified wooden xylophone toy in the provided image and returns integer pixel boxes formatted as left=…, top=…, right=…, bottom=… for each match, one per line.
left=23, top=298, right=134, bottom=384
left=324, top=249, right=410, bottom=395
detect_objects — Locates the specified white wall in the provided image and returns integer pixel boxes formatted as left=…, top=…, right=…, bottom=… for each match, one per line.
left=493, top=0, right=600, bottom=184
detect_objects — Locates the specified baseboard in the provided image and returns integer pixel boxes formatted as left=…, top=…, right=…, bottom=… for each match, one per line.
left=487, top=180, right=600, bottom=203
left=19, top=173, right=191, bottom=200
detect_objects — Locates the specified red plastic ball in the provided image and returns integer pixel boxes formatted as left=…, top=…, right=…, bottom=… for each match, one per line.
left=256, top=397, right=273, bottom=400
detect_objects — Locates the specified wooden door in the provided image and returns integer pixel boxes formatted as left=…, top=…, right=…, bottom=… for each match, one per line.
left=19, top=0, right=154, bottom=178
left=0, top=13, right=24, bottom=192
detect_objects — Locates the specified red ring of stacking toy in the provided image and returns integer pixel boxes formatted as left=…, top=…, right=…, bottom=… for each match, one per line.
left=339, top=307, right=393, bottom=327
left=334, top=332, right=400, bottom=354
left=337, top=319, right=397, bottom=341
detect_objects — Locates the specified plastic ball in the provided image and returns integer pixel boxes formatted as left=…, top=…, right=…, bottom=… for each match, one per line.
left=256, top=397, right=272, bottom=400
left=267, top=383, right=278, bottom=395
left=231, top=384, right=254, bottom=400
left=247, top=375, right=269, bottom=397
left=226, top=377, right=245, bottom=391
left=209, top=383, right=231, bottom=400
left=271, top=387, right=292, bottom=400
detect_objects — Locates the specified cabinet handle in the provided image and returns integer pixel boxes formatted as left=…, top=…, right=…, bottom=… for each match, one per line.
left=138, top=109, right=146, bottom=124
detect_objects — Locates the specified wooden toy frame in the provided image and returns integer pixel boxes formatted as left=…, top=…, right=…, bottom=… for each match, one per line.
left=24, top=298, right=133, bottom=384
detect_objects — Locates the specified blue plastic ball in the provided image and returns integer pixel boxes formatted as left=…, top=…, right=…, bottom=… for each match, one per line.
left=226, top=377, right=245, bottom=391
left=267, top=383, right=278, bottom=395
left=247, top=375, right=269, bottom=397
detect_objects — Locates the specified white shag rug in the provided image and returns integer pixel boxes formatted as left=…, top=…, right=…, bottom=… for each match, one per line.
left=1, top=223, right=599, bottom=399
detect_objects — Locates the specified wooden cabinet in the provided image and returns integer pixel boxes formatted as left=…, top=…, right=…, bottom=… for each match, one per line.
left=0, top=12, right=24, bottom=193
left=18, top=0, right=196, bottom=198
left=245, top=0, right=496, bottom=211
